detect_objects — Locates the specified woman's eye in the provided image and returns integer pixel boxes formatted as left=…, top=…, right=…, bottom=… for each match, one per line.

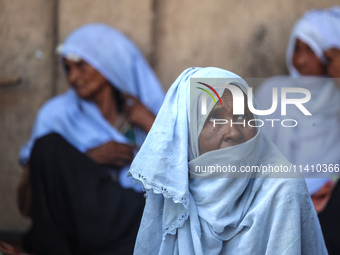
left=64, top=65, right=70, bottom=74
left=236, top=115, right=246, bottom=120
left=76, top=61, right=85, bottom=68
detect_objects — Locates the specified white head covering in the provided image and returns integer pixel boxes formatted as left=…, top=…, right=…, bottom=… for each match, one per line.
left=257, top=7, right=340, bottom=194
left=286, top=6, right=340, bottom=77
left=19, top=24, right=165, bottom=190
left=58, top=23, right=164, bottom=115
left=129, top=67, right=327, bottom=254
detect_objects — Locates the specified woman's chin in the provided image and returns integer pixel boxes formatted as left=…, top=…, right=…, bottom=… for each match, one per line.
left=75, top=89, right=91, bottom=99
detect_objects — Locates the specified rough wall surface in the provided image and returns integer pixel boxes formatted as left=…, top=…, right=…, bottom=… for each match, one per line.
left=153, top=0, right=339, bottom=89
left=0, top=0, right=58, bottom=231
left=0, top=0, right=339, bottom=232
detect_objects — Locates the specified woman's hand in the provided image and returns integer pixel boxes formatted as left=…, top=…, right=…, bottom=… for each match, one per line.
left=324, top=48, right=340, bottom=84
left=311, top=181, right=334, bottom=213
left=123, top=94, right=156, bottom=133
left=86, top=141, right=135, bottom=168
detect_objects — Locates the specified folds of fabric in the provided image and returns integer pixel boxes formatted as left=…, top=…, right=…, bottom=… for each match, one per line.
left=19, top=24, right=165, bottom=190
left=24, top=133, right=144, bottom=255
left=129, top=67, right=327, bottom=254
left=286, top=7, right=340, bottom=77
left=255, top=76, right=340, bottom=194
left=256, top=7, right=340, bottom=195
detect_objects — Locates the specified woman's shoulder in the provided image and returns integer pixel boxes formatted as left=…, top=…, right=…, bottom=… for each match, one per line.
left=33, top=90, right=77, bottom=127
left=255, top=76, right=293, bottom=110
left=256, top=75, right=293, bottom=95
left=251, top=175, right=311, bottom=216
left=37, top=90, right=75, bottom=118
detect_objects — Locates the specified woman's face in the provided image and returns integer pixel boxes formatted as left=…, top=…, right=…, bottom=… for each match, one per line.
left=292, top=39, right=326, bottom=76
left=198, top=89, right=257, bottom=155
left=64, top=59, right=110, bottom=99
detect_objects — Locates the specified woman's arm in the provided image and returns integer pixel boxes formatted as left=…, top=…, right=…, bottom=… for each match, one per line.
left=17, top=164, right=31, bottom=217
left=87, top=95, right=156, bottom=167
left=86, top=141, right=135, bottom=167
left=311, top=181, right=335, bottom=213
left=123, top=95, right=156, bottom=133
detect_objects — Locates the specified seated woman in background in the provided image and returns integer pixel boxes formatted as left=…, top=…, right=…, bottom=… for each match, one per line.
left=128, top=67, right=327, bottom=254
left=17, top=24, right=164, bottom=255
left=255, top=7, right=340, bottom=254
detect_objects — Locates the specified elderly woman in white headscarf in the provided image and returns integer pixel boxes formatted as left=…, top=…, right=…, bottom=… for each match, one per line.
left=17, top=24, right=164, bottom=255
left=255, top=7, right=340, bottom=254
left=128, top=67, right=327, bottom=255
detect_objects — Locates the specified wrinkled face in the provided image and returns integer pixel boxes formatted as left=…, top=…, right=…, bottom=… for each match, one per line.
left=198, top=89, right=257, bottom=155
left=292, top=39, right=325, bottom=76
left=64, top=59, right=110, bottom=99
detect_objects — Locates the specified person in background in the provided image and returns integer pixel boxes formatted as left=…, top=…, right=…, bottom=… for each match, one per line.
left=255, top=7, right=340, bottom=254
left=128, top=67, right=327, bottom=255
left=17, top=23, right=164, bottom=255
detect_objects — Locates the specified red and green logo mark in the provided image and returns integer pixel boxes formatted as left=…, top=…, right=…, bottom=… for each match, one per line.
left=196, top=82, right=223, bottom=106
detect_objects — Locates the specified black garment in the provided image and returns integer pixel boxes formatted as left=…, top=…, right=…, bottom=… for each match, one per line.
left=318, top=182, right=340, bottom=255
left=23, top=133, right=145, bottom=255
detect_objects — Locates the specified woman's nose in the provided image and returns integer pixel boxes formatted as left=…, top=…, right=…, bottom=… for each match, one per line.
left=294, top=52, right=308, bottom=66
left=67, top=67, right=80, bottom=85
left=221, top=123, right=244, bottom=145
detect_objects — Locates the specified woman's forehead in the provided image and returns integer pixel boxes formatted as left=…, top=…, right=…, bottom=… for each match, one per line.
left=211, top=96, right=233, bottom=113
left=212, top=88, right=250, bottom=113
left=220, top=89, right=234, bottom=101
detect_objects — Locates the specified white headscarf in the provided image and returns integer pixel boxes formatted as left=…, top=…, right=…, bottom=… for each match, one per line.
left=257, top=7, right=340, bottom=194
left=19, top=24, right=165, bottom=190
left=286, top=7, right=340, bottom=77
left=129, top=67, right=327, bottom=254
